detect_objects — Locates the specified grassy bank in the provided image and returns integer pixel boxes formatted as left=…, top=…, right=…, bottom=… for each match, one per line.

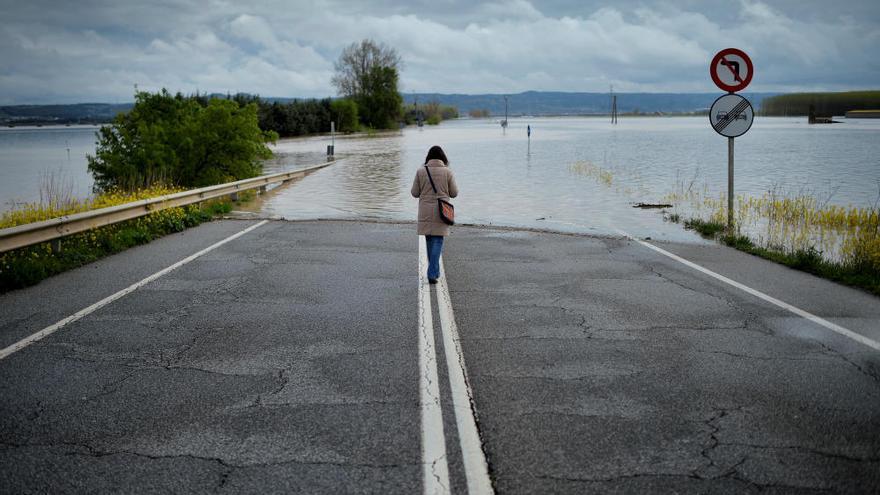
left=682, top=217, right=880, bottom=296
left=566, top=159, right=880, bottom=296
left=0, top=187, right=234, bottom=293
left=665, top=180, right=880, bottom=295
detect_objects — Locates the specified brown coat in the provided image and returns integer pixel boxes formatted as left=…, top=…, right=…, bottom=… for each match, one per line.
left=411, top=159, right=459, bottom=236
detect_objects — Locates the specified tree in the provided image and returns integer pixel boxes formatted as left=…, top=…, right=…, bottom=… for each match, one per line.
left=332, top=39, right=403, bottom=129
left=331, top=98, right=359, bottom=133
left=356, top=66, right=403, bottom=129
left=88, top=90, right=276, bottom=191
left=332, top=39, right=401, bottom=99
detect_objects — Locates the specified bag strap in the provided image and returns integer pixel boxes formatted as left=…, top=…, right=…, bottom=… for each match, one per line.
left=424, top=165, right=438, bottom=193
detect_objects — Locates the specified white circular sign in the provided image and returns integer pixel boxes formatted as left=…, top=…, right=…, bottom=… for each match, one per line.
left=709, top=94, right=754, bottom=138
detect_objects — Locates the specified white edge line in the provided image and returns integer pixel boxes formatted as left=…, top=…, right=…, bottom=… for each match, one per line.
left=616, top=229, right=880, bottom=352
left=437, top=257, right=495, bottom=495
left=0, top=220, right=269, bottom=361
left=418, top=236, right=450, bottom=495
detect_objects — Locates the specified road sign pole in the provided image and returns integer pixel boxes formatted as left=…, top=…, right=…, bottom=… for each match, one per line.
left=728, top=137, right=734, bottom=230
left=709, top=48, right=753, bottom=232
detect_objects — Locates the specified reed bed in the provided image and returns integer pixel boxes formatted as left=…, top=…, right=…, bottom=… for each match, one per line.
left=569, top=161, right=614, bottom=186
left=569, top=161, right=880, bottom=294
left=665, top=181, right=880, bottom=294
left=665, top=188, right=880, bottom=267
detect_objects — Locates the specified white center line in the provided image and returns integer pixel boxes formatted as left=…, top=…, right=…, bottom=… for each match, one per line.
left=418, top=236, right=451, bottom=495
left=437, top=257, right=495, bottom=495
left=615, top=228, right=880, bottom=352
left=0, top=220, right=269, bottom=361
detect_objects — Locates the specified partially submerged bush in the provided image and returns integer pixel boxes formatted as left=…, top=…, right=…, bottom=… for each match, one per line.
left=88, top=89, right=276, bottom=191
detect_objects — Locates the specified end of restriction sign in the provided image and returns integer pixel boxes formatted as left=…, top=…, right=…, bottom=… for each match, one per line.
left=709, top=94, right=754, bottom=138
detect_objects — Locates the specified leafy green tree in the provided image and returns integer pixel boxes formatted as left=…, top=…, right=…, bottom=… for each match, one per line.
left=332, top=39, right=403, bottom=129
left=356, top=66, right=403, bottom=129
left=88, top=90, right=276, bottom=191
left=331, top=98, right=359, bottom=132
left=332, top=39, right=401, bottom=99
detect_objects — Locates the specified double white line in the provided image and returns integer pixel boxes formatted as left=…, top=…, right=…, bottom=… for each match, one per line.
left=418, top=236, right=494, bottom=495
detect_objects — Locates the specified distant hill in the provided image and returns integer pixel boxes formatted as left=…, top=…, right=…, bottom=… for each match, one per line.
left=1, top=91, right=782, bottom=125
left=0, top=103, right=132, bottom=125
left=403, top=91, right=779, bottom=116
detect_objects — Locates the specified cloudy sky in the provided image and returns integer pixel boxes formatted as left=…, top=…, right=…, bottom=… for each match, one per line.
left=1, top=0, right=877, bottom=104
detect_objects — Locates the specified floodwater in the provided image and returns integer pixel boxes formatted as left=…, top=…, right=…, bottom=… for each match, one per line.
left=2, top=117, right=878, bottom=242
left=254, top=116, right=880, bottom=241
left=0, top=125, right=98, bottom=210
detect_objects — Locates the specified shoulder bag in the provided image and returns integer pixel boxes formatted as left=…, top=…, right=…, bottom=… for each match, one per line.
left=424, top=166, right=455, bottom=225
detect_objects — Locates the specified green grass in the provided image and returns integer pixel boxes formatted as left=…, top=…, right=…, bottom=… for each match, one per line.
left=683, top=218, right=880, bottom=296
left=0, top=201, right=232, bottom=293
left=683, top=218, right=725, bottom=237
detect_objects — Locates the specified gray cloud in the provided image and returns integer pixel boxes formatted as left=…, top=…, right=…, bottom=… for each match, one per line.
left=0, top=0, right=877, bottom=103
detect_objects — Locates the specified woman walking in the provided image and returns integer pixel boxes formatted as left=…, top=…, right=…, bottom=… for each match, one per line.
left=411, top=145, right=458, bottom=284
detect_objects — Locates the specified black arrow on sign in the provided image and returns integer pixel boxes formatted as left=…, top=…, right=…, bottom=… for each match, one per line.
left=720, top=56, right=744, bottom=84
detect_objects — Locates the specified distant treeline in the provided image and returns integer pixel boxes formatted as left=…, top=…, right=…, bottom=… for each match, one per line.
left=761, top=91, right=880, bottom=117
left=194, top=94, right=354, bottom=137
left=203, top=93, right=457, bottom=135
left=403, top=101, right=458, bottom=125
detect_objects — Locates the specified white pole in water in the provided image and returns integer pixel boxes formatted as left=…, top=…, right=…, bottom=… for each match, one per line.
left=326, top=121, right=336, bottom=157
left=728, top=137, right=734, bottom=230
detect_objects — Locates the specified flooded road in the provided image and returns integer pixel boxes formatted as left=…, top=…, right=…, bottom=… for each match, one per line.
left=3, top=117, right=877, bottom=243
left=253, top=116, right=880, bottom=242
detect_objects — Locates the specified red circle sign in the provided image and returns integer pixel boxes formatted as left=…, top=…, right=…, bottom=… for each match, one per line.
left=710, top=48, right=753, bottom=93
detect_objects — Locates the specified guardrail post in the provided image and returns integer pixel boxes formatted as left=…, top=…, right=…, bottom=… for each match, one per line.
left=230, top=192, right=239, bottom=202
left=51, top=238, right=62, bottom=254
left=259, top=186, right=267, bottom=193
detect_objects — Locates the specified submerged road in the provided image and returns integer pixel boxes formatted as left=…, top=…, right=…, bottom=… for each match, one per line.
left=1, top=219, right=878, bottom=494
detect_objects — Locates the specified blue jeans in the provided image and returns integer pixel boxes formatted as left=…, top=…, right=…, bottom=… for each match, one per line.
left=425, top=235, right=444, bottom=280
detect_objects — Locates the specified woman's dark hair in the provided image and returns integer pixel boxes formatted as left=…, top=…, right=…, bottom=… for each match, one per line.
left=424, top=145, right=448, bottom=165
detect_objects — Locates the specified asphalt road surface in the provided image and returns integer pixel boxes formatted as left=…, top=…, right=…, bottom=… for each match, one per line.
left=1, top=219, right=878, bottom=494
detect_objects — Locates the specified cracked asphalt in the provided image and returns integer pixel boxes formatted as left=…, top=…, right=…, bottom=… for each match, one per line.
left=1, top=219, right=879, bottom=494
left=444, top=227, right=880, bottom=494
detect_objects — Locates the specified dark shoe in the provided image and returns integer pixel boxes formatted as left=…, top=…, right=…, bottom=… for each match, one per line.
left=428, top=278, right=438, bottom=285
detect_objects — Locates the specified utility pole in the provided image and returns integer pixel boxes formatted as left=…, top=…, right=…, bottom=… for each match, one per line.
left=610, top=85, right=618, bottom=124
left=501, top=95, right=509, bottom=133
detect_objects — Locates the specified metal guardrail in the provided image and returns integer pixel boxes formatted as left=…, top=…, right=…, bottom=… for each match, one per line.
left=0, top=160, right=338, bottom=254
